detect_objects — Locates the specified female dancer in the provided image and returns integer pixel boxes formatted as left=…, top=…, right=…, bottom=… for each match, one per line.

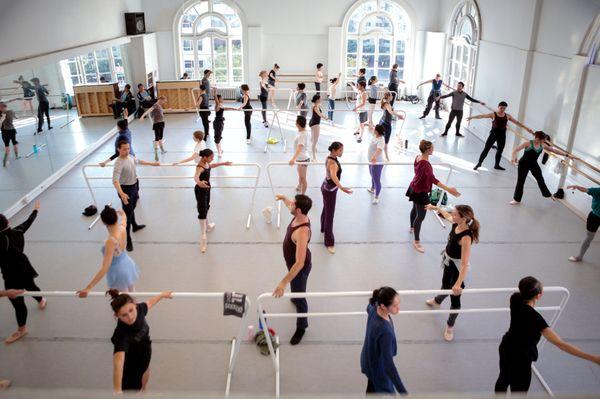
left=379, top=92, right=405, bottom=161
left=267, top=64, right=280, bottom=107
left=367, top=76, right=378, bottom=126
left=321, top=142, right=353, bottom=254
left=406, top=140, right=460, bottom=253
left=195, top=148, right=232, bottom=252
left=353, top=81, right=368, bottom=143
left=1, top=101, right=19, bottom=167
left=327, top=73, right=341, bottom=124
left=368, top=124, right=385, bottom=204
left=0, top=201, right=46, bottom=344
left=510, top=131, right=565, bottom=205
left=387, top=64, right=405, bottom=108
left=360, top=287, right=408, bottom=395
left=424, top=204, right=479, bottom=341
left=212, top=94, right=231, bottom=156
left=308, top=94, right=328, bottom=160
left=108, top=289, right=173, bottom=393
left=567, top=185, right=599, bottom=262
left=77, top=206, right=140, bottom=297
left=173, top=130, right=205, bottom=165
left=295, top=83, right=308, bottom=118
left=238, top=84, right=253, bottom=144
left=289, top=116, right=311, bottom=195
left=140, top=96, right=167, bottom=161
left=494, top=276, right=600, bottom=393
left=13, top=76, right=35, bottom=116
left=315, top=63, right=324, bottom=92
left=258, top=71, right=270, bottom=127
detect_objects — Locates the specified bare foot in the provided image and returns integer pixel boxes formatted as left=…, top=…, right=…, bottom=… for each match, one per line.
left=38, top=298, right=47, bottom=310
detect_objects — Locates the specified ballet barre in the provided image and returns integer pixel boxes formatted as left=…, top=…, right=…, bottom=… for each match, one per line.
left=256, top=286, right=570, bottom=398
left=82, top=163, right=261, bottom=230
left=265, top=161, right=454, bottom=229
left=17, top=290, right=251, bottom=397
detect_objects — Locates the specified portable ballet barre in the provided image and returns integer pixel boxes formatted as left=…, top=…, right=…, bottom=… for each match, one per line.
left=265, top=161, right=454, bottom=229
left=81, top=163, right=261, bottom=230
left=256, top=286, right=570, bottom=398
left=17, top=290, right=250, bottom=397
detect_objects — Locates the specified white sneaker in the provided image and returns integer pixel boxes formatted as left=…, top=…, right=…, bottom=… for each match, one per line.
left=509, top=200, right=520, bottom=205
left=326, top=246, right=336, bottom=254
left=372, top=197, right=379, bottom=204
left=207, top=222, right=215, bottom=232
left=262, top=206, right=273, bottom=224
left=425, top=298, right=439, bottom=307
left=246, top=139, right=251, bottom=144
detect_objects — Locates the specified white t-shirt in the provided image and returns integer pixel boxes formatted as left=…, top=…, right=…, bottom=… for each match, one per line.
left=193, top=140, right=207, bottom=164
left=294, top=130, right=310, bottom=161
left=368, top=135, right=385, bottom=162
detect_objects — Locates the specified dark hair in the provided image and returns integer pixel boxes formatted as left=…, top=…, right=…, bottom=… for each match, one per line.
left=106, top=289, right=135, bottom=313
left=311, top=94, right=321, bottom=103
left=199, top=148, right=214, bottom=158
left=241, top=84, right=249, bottom=92
left=368, top=76, right=377, bottom=85
left=357, top=81, right=366, bottom=89
left=518, top=276, right=543, bottom=301
left=296, top=115, right=307, bottom=128
left=392, top=63, right=398, bottom=69
left=117, top=119, right=128, bottom=130
left=419, top=139, right=433, bottom=154
left=137, top=83, right=144, bottom=89
left=204, top=69, right=211, bottom=75
left=124, top=84, right=131, bottom=90
left=458, top=81, right=465, bottom=87
left=498, top=101, right=508, bottom=107
left=534, top=130, right=546, bottom=140
left=294, top=194, right=312, bottom=215
left=182, top=72, right=189, bottom=77
left=330, top=77, right=338, bottom=84
left=359, top=68, right=366, bottom=74
left=369, top=287, right=398, bottom=307
left=274, top=63, right=280, bottom=69
left=374, top=124, right=385, bottom=137
left=216, top=94, right=222, bottom=101
left=454, top=204, right=479, bottom=243
left=0, top=214, right=8, bottom=231
left=297, top=82, right=306, bottom=90
left=100, top=205, right=118, bottom=225
left=328, top=141, right=343, bottom=152
left=199, top=84, right=207, bottom=91
left=316, top=63, right=323, bottom=69
left=116, top=139, right=129, bottom=149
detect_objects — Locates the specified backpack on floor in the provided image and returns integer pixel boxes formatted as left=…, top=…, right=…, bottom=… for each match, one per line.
left=429, top=188, right=448, bottom=206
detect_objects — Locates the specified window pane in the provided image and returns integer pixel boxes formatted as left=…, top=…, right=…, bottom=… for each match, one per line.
left=71, top=77, right=80, bottom=86
left=347, top=39, right=357, bottom=53
left=233, top=68, right=243, bottom=82
left=346, top=54, right=357, bottom=68
left=111, top=46, right=121, bottom=57
left=100, top=73, right=112, bottom=82
left=95, top=49, right=109, bottom=59
left=362, top=54, right=374, bottom=68
left=183, top=39, right=193, bottom=52
left=348, top=18, right=358, bottom=33
left=462, top=45, right=468, bottom=64
left=198, top=54, right=212, bottom=70
left=85, top=74, right=98, bottom=83
left=362, top=15, right=393, bottom=35
left=213, top=38, right=227, bottom=54
left=114, top=58, right=123, bottom=68
left=365, top=69, right=374, bottom=78
left=184, top=60, right=194, bottom=69
left=362, top=38, right=375, bottom=53
left=378, top=55, right=390, bottom=69
left=378, top=38, right=391, bottom=54
left=232, top=39, right=242, bottom=52
left=396, top=40, right=405, bottom=53
left=97, top=59, right=110, bottom=74
left=233, top=53, right=242, bottom=68
left=214, top=69, right=227, bottom=83
left=215, top=54, right=227, bottom=69
left=394, top=54, right=404, bottom=67
left=69, top=62, right=78, bottom=75
left=377, top=69, right=388, bottom=82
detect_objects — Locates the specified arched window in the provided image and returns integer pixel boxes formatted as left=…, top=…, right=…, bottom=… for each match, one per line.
left=343, top=0, right=412, bottom=84
left=446, top=1, right=481, bottom=93
left=175, top=0, right=244, bottom=85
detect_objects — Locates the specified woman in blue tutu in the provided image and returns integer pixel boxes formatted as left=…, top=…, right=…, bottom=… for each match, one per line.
left=77, top=206, right=140, bottom=297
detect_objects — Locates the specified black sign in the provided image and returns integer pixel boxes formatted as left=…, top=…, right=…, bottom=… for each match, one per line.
left=223, top=292, right=246, bottom=318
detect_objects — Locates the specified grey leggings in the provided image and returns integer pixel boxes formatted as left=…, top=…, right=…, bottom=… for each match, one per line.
left=576, top=212, right=599, bottom=260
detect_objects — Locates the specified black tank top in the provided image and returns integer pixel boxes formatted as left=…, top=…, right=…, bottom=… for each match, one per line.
left=309, top=106, right=321, bottom=126
left=260, top=84, right=268, bottom=98
left=325, top=156, right=342, bottom=182
left=268, top=70, right=276, bottom=86
left=492, top=112, right=508, bottom=130
left=282, top=219, right=311, bottom=269
left=243, top=95, right=252, bottom=109
left=197, top=164, right=211, bottom=189
left=381, top=106, right=392, bottom=124
left=445, top=223, right=472, bottom=259
left=214, top=107, right=224, bottom=121
left=521, top=140, right=543, bottom=163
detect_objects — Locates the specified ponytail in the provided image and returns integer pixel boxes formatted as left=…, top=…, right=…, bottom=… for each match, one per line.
left=518, top=276, right=543, bottom=301
left=369, top=286, right=398, bottom=307
left=455, top=204, right=479, bottom=243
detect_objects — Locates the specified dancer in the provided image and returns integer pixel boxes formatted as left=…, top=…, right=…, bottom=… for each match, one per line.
left=510, top=131, right=565, bottom=205
left=194, top=148, right=232, bottom=253
left=140, top=96, right=167, bottom=161
left=267, top=64, right=280, bottom=107
left=238, top=84, right=253, bottom=144
left=352, top=81, right=368, bottom=143
left=0, top=201, right=47, bottom=344
left=201, top=70, right=213, bottom=106
left=136, top=84, right=155, bottom=117
left=356, top=68, right=367, bottom=87
left=109, top=84, right=135, bottom=119
left=99, top=119, right=135, bottom=167
left=258, top=71, right=270, bottom=127
left=1, top=101, right=19, bottom=167
left=77, top=206, right=140, bottom=297
left=181, top=72, right=190, bottom=79
left=388, top=64, right=405, bottom=108
left=308, top=94, right=328, bottom=160
left=361, top=287, right=408, bottom=395
left=195, top=84, right=211, bottom=142
left=494, top=276, right=600, bottom=393
left=173, top=130, right=206, bottom=165
left=327, top=73, right=342, bottom=123
left=417, top=74, right=443, bottom=119
left=295, top=83, right=308, bottom=118
left=212, top=94, right=232, bottom=156
left=438, top=82, right=484, bottom=137
left=273, top=193, right=313, bottom=345
left=315, top=63, right=324, bottom=92
left=378, top=92, right=405, bottom=160
left=469, top=102, right=533, bottom=170
left=108, top=289, right=173, bottom=393
left=320, top=142, right=353, bottom=254
left=424, top=204, right=479, bottom=341
left=567, top=185, right=599, bottom=262
left=31, top=78, right=52, bottom=134
left=289, top=116, right=310, bottom=195
left=13, top=75, right=35, bottom=116
left=368, top=124, right=386, bottom=204
left=112, top=140, right=159, bottom=251
left=406, top=140, right=460, bottom=253
left=367, top=76, right=378, bottom=126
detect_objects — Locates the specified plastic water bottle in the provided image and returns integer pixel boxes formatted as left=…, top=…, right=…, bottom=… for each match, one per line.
left=33, top=144, right=38, bottom=154
left=404, top=140, right=408, bottom=149
left=247, top=325, right=255, bottom=341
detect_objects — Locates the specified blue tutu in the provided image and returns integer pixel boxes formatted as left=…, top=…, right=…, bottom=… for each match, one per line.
left=101, top=244, right=140, bottom=290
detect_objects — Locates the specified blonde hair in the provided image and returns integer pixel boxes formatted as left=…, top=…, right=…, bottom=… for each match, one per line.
left=259, top=70, right=268, bottom=78
left=193, top=130, right=205, bottom=141
left=380, top=92, right=391, bottom=109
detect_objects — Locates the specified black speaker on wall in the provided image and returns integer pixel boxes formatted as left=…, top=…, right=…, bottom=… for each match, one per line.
left=125, top=12, right=146, bottom=35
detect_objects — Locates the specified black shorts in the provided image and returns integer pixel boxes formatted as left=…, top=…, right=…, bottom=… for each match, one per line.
left=406, top=186, right=430, bottom=205
left=359, top=111, right=368, bottom=123
left=1, top=129, right=17, bottom=146
left=368, top=98, right=377, bottom=104
left=152, top=122, right=165, bottom=141
left=587, top=212, right=600, bottom=232
left=380, top=122, right=392, bottom=144
left=195, top=185, right=211, bottom=219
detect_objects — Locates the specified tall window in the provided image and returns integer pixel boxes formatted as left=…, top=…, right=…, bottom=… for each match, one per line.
left=60, top=46, right=126, bottom=92
left=446, top=1, right=480, bottom=93
left=176, top=0, right=244, bottom=85
left=344, top=0, right=411, bottom=84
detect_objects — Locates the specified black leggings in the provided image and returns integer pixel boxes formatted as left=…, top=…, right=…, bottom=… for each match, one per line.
left=494, top=341, right=532, bottom=393
left=199, top=107, right=210, bottom=140
left=444, top=110, right=464, bottom=135
left=388, top=84, right=398, bottom=107
left=258, top=95, right=268, bottom=123
left=478, top=128, right=506, bottom=166
left=37, top=100, right=50, bottom=131
left=422, top=93, right=441, bottom=117
left=410, top=202, right=427, bottom=241
left=120, top=182, right=140, bottom=245
left=433, top=260, right=464, bottom=327
left=513, top=160, right=551, bottom=202
left=244, top=110, right=252, bottom=139
left=8, top=280, right=43, bottom=327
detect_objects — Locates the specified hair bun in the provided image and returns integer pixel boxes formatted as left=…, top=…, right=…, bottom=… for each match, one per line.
left=105, top=289, right=120, bottom=299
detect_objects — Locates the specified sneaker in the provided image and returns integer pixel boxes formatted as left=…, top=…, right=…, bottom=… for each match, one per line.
left=132, top=224, right=146, bottom=232
left=494, top=165, right=505, bottom=171
left=473, top=163, right=482, bottom=171
left=326, top=246, right=336, bottom=254
left=263, top=121, right=269, bottom=128
left=366, top=188, right=374, bottom=194
left=425, top=298, right=439, bottom=307
left=38, top=298, right=47, bottom=310
left=568, top=256, right=581, bottom=262
left=509, top=200, right=520, bottom=205
left=290, top=327, right=306, bottom=345
left=372, top=197, right=379, bottom=204
left=444, top=326, right=454, bottom=342
left=456, top=132, right=464, bottom=137
left=207, top=222, right=216, bottom=232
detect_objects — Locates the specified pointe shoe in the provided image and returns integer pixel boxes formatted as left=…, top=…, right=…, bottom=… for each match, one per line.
left=326, top=246, right=336, bottom=254
left=5, top=329, right=27, bottom=344
left=38, top=298, right=47, bottom=310
left=412, top=241, right=425, bottom=253
left=425, top=298, right=439, bottom=307
left=509, top=200, right=520, bottom=205
left=207, top=222, right=216, bottom=232
left=200, top=235, right=207, bottom=253
left=444, top=326, right=454, bottom=342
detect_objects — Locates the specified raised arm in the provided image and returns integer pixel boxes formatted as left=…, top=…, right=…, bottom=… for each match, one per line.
left=275, top=194, right=294, bottom=211
left=467, top=112, right=494, bottom=121
left=566, top=185, right=588, bottom=193
left=438, top=92, right=453, bottom=100
left=416, top=79, right=432, bottom=88
left=145, top=291, right=173, bottom=310
left=507, top=114, right=534, bottom=134
left=138, top=158, right=160, bottom=166
left=210, top=161, right=232, bottom=168
left=465, top=93, right=484, bottom=105
left=173, top=154, right=196, bottom=165
left=542, top=328, right=600, bottom=365
left=139, top=106, right=153, bottom=120
left=426, top=204, right=453, bottom=222
left=14, top=202, right=40, bottom=233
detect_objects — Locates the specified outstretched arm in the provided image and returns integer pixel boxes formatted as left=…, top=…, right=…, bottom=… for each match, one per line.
left=77, top=238, right=115, bottom=297
left=507, top=114, right=534, bottom=134
left=566, top=185, right=588, bottom=193
left=467, top=112, right=494, bottom=121
left=426, top=204, right=453, bottom=222
left=416, top=79, right=432, bottom=88
left=542, top=328, right=600, bottom=365
left=146, top=291, right=173, bottom=310
left=14, top=202, right=40, bottom=233
left=275, top=194, right=294, bottom=210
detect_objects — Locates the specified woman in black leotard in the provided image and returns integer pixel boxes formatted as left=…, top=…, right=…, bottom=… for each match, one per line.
left=308, top=94, right=328, bottom=160
left=267, top=64, right=280, bottom=107
left=238, top=84, right=253, bottom=144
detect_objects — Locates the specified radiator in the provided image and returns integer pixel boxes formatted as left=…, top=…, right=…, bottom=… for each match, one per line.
left=214, top=87, right=239, bottom=100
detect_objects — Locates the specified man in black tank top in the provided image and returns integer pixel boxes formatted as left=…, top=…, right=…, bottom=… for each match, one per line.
left=273, top=194, right=313, bottom=345
left=468, top=101, right=533, bottom=171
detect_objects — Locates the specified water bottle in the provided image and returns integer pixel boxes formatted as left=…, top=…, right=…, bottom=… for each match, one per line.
left=247, top=325, right=255, bottom=341
left=32, top=144, right=38, bottom=154
left=404, top=140, right=408, bottom=149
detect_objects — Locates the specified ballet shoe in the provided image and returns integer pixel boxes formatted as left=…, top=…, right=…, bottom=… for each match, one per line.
left=5, top=329, right=27, bottom=344
left=444, top=326, right=454, bottom=342
left=326, top=246, right=336, bottom=254
left=207, top=222, right=216, bottom=232
left=0, top=379, right=11, bottom=390
left=38, top=298, right=47, bottom=310
left=412, top=241, right=425, bottom=253
left=425, top=298, right=439, bottom=307
left=568, top=256, right=581, bottom=262
left=509, top=200, right=520, bottom=205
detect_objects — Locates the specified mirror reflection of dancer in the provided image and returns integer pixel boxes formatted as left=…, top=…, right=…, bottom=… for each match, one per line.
left=0, top=201, right=47, bottom=344
left=1, top=101, right=19, bottom=167
left=140, top=96, right=167, bottom=161
left=494, top=276, right=600, bottom=394
left=107, top=289, right=173, bottom=394
left=566, top=185, right=599, bottom=262
left=417, top=74, right=443, bottom=119
left=31, top=78, right=52, bottom=134
left=13, top=75, right=35, bottom=116
left=267, top=64, right=280, bottom=107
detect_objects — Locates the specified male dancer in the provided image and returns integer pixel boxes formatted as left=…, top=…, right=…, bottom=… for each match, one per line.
left=438, top=82, right=484, bottom=137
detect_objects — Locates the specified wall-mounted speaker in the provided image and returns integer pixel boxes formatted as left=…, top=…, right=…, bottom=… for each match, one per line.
left=125, top=12, right=146, bottom=35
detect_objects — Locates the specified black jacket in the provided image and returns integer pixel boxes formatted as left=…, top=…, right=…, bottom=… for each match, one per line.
left=0, top=210, right=39, bottom=288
